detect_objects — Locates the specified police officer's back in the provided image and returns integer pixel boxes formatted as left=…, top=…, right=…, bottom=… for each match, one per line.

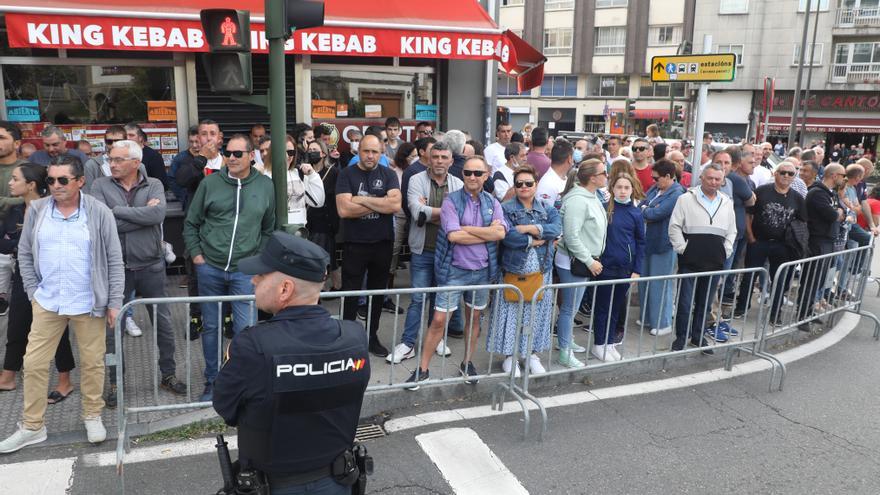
left=213, top=232, right=370, bottom=494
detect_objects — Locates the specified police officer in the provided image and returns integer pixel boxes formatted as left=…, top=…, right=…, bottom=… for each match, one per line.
left=213, top=232, right=371, bottom=494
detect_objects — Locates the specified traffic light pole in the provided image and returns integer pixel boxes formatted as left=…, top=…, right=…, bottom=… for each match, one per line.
left=691, top=34, right=711, bottom=169
left=266, top=0, right=288, bottom=230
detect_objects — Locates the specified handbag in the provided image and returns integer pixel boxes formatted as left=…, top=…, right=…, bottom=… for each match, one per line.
left=503, top=240, right=551, bottom=302
left=569, top=257, right=590, bottom=277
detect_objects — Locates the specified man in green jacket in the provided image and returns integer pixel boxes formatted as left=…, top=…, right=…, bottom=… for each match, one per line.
left=183, top=133, right=275, bottom=401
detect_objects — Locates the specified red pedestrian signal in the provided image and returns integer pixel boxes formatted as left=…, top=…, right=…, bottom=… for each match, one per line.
left=220, top=17, right=238, bottom=47
left=200, top=9, right=252, bottom=94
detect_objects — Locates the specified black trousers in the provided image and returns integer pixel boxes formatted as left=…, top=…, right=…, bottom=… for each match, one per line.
left=341, top=240, right=392, bottom=337
left=184, top=253, right=201, bottom=317
left=3, top=266, right=75, bottom=372
left=797, top=240, right=835, bottom=320
left=735, top=240, right=794, bottom=319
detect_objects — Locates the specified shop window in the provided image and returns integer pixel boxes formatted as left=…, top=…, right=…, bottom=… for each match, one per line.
left=310, top=69, right=435, bottom=120
left=595, top=27, right=626, bottom=56
left=3, top=65, right=174, bottom=124
left=497, top=74, right=530, bottom=97
left=589, top=75, right=629, bottom=97
left=540, top=75, right=578, bottom=97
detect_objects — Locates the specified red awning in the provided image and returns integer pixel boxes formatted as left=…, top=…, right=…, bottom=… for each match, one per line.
left=767, top=116, right=880, bottom=134
left=611, top=108, right=670, bottom=121
left=1, top=0, right=545, bottom=90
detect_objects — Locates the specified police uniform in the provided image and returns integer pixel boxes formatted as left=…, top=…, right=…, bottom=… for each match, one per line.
left=213, top=232, right=371, bottom=494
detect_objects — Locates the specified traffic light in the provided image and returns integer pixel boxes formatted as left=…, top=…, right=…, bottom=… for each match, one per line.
left=286, top=0, right=325, bottom=32
left=673, top=105, right=685, bottom=123
left=200, top=9, right=253, bottom=94
left=626, top=99, right=636, bottom=120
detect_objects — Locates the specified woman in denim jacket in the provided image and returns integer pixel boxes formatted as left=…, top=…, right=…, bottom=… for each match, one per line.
left=488, top=166, right=561, bottom=377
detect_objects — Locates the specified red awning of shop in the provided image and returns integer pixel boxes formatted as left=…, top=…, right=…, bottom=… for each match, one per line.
left=1, top=0, right=546, bottom=90
left=767, top=116, right=880, bottom=133
left=611, top=108, right=670, bottom=121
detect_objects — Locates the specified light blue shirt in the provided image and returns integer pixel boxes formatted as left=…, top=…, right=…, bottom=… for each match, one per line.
left=34, top=197, right=94, bottom=315
left=697, top=189, right=722, bottom=217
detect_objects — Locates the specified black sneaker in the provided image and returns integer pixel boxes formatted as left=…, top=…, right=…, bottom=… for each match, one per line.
left=160, top=375, right=187, bottom=396
left=460, top=361, right=479, bottom=385
left=105, top=384, right=117, bottom=409
left=382, top=299, right=405, bottom=315
left=577, top=303, right=592, bottom=318
left=357, top=305, right=368, bottom=320
left=732, top=308, right=747, bottom=319
left=689, top=340, right=714, bottom=355
left=405, top=368, right=429, bottom=390
left=223, top=315, right=234, bottom=339
left=0, top=298, right=8, bottom=316
left=369, top=340, right=389, bottom=357
left=188, top=315, right=203, bottom=341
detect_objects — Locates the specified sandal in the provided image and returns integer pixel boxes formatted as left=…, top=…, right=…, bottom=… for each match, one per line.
left=47, top=389, right=74, bottom=405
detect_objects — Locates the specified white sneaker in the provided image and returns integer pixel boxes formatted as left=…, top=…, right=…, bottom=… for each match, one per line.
left=435, top=340, right=452, bottom=357
left=608, top=345, right=622, bottom=361
left=501, top=356, right=522, bottom=377
left=591, top=344, right=620, bottom=362
left=556, top=348, right=585, bottom=368
left=385, top=343, right=415, bottom=364
left=125, top=317, right=143, bottom=337
left=635, top=319, right=643, bottom=327
left=650, top=326, right=673, bottom=337
left=0, top=423, right=47, bottom=453
left=557, top=341, right=588, bottom=353
left=527, top=354, right=546, bottom=374
left=163, top=242, right=176, bottom=264
left=84, top=417, right=106, bottom=444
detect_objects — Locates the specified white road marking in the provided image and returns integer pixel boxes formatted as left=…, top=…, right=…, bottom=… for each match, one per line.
left=416, top=428, right=528, bottom=495
left=0, top=457, right=76, bottom=494
left=80, top=435, right=237, bottom=468
left=386, top=312, right=862, bottom=433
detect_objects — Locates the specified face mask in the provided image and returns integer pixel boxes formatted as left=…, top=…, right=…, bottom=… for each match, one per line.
left=573, top=149, right=583, bottom=164
left=408, top=155, right=420, bottom=165
left=350, top=141, right=359, bottom=153
left=306, top=151, right=322, bottom=165
left=614, top=196, right=631, bottom=205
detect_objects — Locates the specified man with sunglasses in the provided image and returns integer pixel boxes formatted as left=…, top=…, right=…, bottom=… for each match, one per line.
left=183, top=134, right=276, bottom=401
left=0, top=156, right=124, bottom=453
left=28, top=125, right=90, bottom=168
left=406, top=156, right=507, bottom=388
left=415, top=121, right=434, bottom=141
left=733, top=162, right=806, bottom=324
left=631, top=137, right=655, bottom=190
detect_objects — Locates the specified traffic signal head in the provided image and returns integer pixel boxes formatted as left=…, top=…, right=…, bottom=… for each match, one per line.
left=626, top=99, right=636, bottom=119
left=201, top=53, right=253, bottom=95
left=674, top=105, right=684, bottom=122
left=286, top=0, right=325, bottom=32
left=200, top=9, right=251, bottom=52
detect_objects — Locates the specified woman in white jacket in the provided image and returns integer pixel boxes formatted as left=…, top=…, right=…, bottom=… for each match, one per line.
left=283, top=135, right=325, bottom=235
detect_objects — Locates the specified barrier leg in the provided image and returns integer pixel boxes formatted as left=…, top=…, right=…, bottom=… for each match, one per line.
left=848, top=308, right=880, bottom=341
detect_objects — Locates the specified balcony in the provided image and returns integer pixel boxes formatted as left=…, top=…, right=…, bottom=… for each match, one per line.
left=835, top=7, right=880, bottom=28
left=831, top=62, right=880, bottom=83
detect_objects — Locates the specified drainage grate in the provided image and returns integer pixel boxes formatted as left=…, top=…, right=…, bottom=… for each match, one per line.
left=355, top=423, right=387, bottom=442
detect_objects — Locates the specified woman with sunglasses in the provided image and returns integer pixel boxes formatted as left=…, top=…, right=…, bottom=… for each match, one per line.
left=306, top=140, right=342, bottom=291
left=0, top=164, right=76, bottom=401
left=554, top=159, right=608, bottom=368
left=280, top=135, right=325, bottom=236
left=489, top=166, right=561, bottom=377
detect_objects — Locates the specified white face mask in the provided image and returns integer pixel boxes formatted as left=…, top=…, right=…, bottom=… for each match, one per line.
left=408, top=155, right=420, bottom=165
left=350, top=141, right=360, bottom=153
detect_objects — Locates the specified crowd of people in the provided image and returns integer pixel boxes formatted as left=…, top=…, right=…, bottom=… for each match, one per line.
left=0, top=114, right=876, bottom=452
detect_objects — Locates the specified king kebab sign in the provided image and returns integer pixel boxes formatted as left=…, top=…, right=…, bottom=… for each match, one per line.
left=7, top=13, right=516, bottom=65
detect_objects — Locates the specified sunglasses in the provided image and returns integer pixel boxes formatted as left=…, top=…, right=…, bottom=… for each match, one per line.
left=462, top=170, right=486, bottom=177
left=47, top=176, right=79, bottom=186
left=515, top=180, right=535, bottom=188
left=222, top=150, right=247, bottom=158
left=777, top=170, right=795, bottom=177
left=105, top=138, right=121, bottom=145
left=285, top=150, right=296, bottom=157
left=633, top=146, right=649, bottom=152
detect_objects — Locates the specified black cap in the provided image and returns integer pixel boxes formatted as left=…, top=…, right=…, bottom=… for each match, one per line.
left=830, top=151, right=841, bottom=161
left=238, top=231, right=329, bottom=282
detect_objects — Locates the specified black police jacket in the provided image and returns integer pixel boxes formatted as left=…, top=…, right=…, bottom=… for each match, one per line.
left=213, top=305, right=370, bottom=475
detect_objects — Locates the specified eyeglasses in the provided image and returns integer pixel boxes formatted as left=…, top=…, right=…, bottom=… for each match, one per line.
left=777, top=170, right=795, bottom=177
left=515, top=180, right=535, bottom=188
left=285, top=150, right=296, bottom=157
left=462, top=170, right=486, bottom=177
left=108, top=157, right=133, bottom=164
left=105, top=138, right=121, bottom=146
left=651, top=175, right=661, bottom=181
left=595, top=171, right=608, bottom=177
left=633, top=146, right=649, bottom=152
left=417, top=130, right=434, bottom=136
left=223, top=150, right=247, bottom=158
left=47, top=176, right=79, bottom=186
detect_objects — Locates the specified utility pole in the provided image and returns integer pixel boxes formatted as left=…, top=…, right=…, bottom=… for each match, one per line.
left=800, top=1, right=821, bottom=143
left=789, top=0, right=812, bottom=148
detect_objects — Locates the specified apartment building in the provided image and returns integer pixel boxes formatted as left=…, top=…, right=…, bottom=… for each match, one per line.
left=693, top=0, right=880, bottom=151
left=497, top=0, right=695, bottom=136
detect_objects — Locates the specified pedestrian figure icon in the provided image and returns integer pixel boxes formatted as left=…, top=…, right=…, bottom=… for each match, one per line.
left=221, top=17, right=238, bottom=46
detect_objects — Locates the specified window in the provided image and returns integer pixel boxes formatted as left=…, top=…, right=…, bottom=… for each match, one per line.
left=310, top=69, right=435, bottom=119
left=717, top=44, right=744, bottom=66
left=588, top=75, right=629, bottom=97
left=501, top=0, right=524, bottom=6
left=543, top=28, right=573, bottom=56
left=595, top=27, right=626, bottom=55
left=497, top=74, right=530, bottom=97
left=540, top=75, right=578, bottom=97
left=792, top=43, right=824, bottom=66
left=798, top=0, right=829, bottom=11
left=832, top=42, right=880, bottom=81
left=545, top=0, right=574, bottom=10
left=638, top=77, right=686, bottom=98
left=597, top=0, right=628, bottom=7
left=649, top=26, right=683, bottom=46
left=719, top=0, right=748, bottom=14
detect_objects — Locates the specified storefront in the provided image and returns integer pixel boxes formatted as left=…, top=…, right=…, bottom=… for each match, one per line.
left=0, top=0, right=545, bottom=153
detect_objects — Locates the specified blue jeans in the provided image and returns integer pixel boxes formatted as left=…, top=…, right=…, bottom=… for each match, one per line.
left=592, top=274, right=630, bottom=345
left=435, top=266, right=490, bottom=312
left=638, top=250, right=677, bottom=330
left=196, top=262, right=256, bottom=384
left=556, top=266, right=587, bottom=349
left=401, top=251, right=463, bottom=347
left=269, top=476, right=349, bottom=495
